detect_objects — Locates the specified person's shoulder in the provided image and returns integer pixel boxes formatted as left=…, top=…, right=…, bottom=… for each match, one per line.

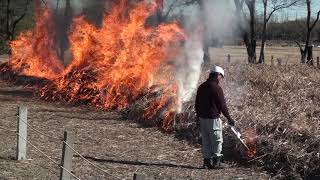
left=199, top=81, right=208, bottom=88
left=207, top=81, right=218, bottom=88
left=208, top=81, right=223, bottom=92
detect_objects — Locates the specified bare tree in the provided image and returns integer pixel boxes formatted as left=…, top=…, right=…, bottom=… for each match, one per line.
left=55, top=0, right=60, bottom=12
left=234, top=0, right=257, bottom=63
left=245, top=0, right=257, bottom=63
left=296, top=0, right=320, bottom=63
left=162, top=0, right=179, bottom=21
left=5, top=0, right=30, bottom=40
left=59, top=0, right=72, bottom=61
left=258, top=0, right=300, bottom=63
left=6, top=0, right=11, bottom=39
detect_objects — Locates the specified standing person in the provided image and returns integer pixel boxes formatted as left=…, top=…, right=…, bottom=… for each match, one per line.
left=195, top=65, right=235, bottom=169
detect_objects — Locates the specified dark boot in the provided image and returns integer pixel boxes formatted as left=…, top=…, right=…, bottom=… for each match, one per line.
left=203, top=158, right=214, bottom=169
left=213, top=157, right=225, bottom=169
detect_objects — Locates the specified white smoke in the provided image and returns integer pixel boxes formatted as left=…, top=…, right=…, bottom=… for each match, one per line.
left=171, top=0, right=236, bottom=112
left=175, top=36, right=203, bottom=113
left=174, top=5, right=204, bottom=112
left=202, top=0, right=235, bottom=41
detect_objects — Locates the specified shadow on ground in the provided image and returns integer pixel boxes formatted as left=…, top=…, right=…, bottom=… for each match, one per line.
left=75, top=155, right=202, bottom=170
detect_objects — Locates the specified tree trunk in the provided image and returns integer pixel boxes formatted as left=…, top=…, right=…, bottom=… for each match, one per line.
left=247, top=0, right=256, bottom=63
left=259, top=0, right=267, bottom=64
left=58, top=0, right=72, bottom=61
left=302, top=0, right=312, bottom=63
left=6, top=0, right=11, bottom=40
left=55, top=0, right=60, bottom=12
left=10, top=0, right=29, bottom=40
left=259, top=31, right=266, bottom=63
left=199, top=0, right=210, bottom=65
left=307, top=45, right=313, bottom=65
left=234, top=0, right=256, bottom=64
left=302, top=29, right=311, bottom=63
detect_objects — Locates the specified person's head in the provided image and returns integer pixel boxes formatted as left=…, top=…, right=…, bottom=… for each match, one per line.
left=209, top=65, right=224, bottom=83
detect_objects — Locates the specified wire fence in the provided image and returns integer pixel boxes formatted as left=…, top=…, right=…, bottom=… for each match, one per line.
left=0, top=124, right=81, bottom=180
left=0, top=108, right=125, bottom=180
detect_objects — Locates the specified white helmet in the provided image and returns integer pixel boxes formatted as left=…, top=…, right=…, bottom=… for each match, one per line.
left=210, top=65, right=225, bottom=77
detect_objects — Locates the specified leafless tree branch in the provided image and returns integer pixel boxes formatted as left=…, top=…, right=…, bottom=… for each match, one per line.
left=10, top=0, right=30, bottom=40
left=267, top=0, right=300, bottom=22
left=310, top=10, right=320, bottom=30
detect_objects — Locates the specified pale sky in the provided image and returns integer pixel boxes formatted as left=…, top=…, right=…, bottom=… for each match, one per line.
left=163, top=0, right=320, bottom=22
left=48, top=0, right=320, bottom=22
left=255, top=0, right=320, bottom=21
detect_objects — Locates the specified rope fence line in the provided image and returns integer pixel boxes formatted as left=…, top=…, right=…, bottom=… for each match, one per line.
left=0, top=106, right=150, bottom=180
left=1, top=120, right=124, bottom=180
left=0, top=125, right=81, bottom=180
left=16, top=132, right=81, bottom=180
left=18, top=117, right=63, bottom=141
left=63, top=141, right=123, bottom=180
left=17, top=118, right=123, bottom=179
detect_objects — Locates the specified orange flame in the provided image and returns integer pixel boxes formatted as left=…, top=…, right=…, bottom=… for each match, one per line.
left=9, top=7, right=63, bottom=79
left=8, top=0, right=186, bottom=131
left=242, top=129, right=257, bottom=158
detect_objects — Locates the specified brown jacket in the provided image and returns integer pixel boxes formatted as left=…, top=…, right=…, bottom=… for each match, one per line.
left=195, top=78, right=232, bottom=120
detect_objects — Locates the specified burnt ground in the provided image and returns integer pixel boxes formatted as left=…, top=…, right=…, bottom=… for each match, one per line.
left=0, top=81, right=270, bottom=180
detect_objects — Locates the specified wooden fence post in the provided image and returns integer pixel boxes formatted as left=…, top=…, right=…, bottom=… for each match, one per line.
left=133, top=173, right=146, bottom=180
left=59, top=131, right=75, bottom=180
left=16, top=106, right=28, bottom=160
left=317, top=57, right=319, bottom=67
left=277, top=58, right=282, bottom=66
left=227, top=54, right=231, bottom=63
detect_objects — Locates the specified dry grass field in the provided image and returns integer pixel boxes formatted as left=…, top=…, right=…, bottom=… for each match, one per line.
left=2, top=45, right=320, bottom=64
left=210, top=46, right=320, bottom=64
left=125, top=61, right=320, bottom=179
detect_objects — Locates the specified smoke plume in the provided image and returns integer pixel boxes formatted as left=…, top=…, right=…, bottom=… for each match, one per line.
left=173, top=0, right=236, bottom=112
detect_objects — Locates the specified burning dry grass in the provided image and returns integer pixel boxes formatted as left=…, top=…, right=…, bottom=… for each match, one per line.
left=6, top=0, right=185, bottom=133
left=126, top=63, right=320, bottom=179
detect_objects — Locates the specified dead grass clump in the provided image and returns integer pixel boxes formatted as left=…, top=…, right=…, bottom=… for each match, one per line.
left=238, top=64, right=320, bottom=179
left=126, top=63, right=320, bottom=179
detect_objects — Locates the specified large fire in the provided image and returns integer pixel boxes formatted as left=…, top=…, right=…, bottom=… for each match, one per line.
left=9, top=5, right=64, bottom=79
left=8, top=0, right=186, bottom=130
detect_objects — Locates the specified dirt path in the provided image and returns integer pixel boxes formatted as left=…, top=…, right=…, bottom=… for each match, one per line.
left=0, top=82, right=270, bottom=180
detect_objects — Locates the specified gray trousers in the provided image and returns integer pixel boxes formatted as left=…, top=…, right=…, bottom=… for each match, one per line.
left=199, top=118, right=223, bottom=159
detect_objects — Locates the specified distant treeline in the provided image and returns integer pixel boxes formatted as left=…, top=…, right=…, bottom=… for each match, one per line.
left=256, top=18, right=320, bottom=42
